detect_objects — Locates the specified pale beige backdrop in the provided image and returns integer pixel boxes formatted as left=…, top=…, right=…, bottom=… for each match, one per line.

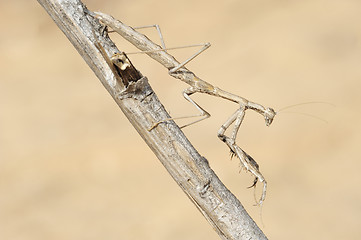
left=1, top=0, right=360, bottom=239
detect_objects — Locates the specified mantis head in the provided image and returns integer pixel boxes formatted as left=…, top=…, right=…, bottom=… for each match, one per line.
left=264, top=107, right=276, bottom=126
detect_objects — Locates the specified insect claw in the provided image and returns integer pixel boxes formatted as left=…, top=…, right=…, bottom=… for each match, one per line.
left=247, top=177, right=258, bottom=189
left=229, top=149, right=236, bottom=159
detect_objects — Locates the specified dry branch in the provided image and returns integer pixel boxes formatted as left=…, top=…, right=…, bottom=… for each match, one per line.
left=36, top=0, right=268, bottom=239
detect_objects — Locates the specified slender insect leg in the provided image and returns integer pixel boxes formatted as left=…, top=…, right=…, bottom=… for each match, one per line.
left=129, top=23, right=211, bottom=72
left=169, top=43, right=211, bottom=73
left=148, top=87, right=210, bottom=130
left=217, top=108, right=255, bottom=173
left=217, top=107, right=267, bottom=205
left=179, top=88, right=211, bottom=128
left=228, top=106, right=261, bottom=175
left=122, top=24, right=210, bottom=69
left=133, top=25, right=166, bottom=50
left=126, top=43, right=210, bottom=56
left=229, top=107, right=245, bottom=142
left=107, top=23, right=167, bottom=50
left=217, top=109, right=241, bottom=144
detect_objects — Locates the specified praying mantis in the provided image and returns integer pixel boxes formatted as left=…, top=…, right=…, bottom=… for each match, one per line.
left=86, top=10, right=276, bottom=205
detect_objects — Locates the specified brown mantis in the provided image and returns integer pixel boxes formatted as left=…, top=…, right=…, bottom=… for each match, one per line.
left=87, top=10, right=276, bottom=205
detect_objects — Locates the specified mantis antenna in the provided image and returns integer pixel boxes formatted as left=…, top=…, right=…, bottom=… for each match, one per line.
left=278, top=101, right=335, bottom=112
left=277, top=101, right=335, bottom=124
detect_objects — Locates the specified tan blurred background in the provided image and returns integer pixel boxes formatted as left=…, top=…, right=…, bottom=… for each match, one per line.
left=1, top=0, right=361, bottom=239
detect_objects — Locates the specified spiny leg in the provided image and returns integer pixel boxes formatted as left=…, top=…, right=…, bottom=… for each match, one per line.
left=217, top=106, right=267, bottom=205
left=228, top=106, right=261, bottom=180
